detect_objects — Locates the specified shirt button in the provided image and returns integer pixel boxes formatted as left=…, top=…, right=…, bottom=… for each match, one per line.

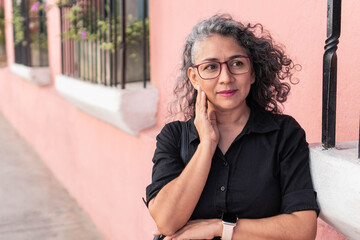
left=220, top=186, right=226, bottom=192
left=223, top=161, right=228, bottom=166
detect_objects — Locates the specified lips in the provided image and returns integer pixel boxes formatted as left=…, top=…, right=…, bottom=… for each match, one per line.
left=217, top=89, right=238, bottom=97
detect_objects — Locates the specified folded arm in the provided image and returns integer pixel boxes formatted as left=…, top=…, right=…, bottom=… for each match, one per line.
left=149, top=141, right=216, bottom=236
left=162, top=210, right=317, bottom=240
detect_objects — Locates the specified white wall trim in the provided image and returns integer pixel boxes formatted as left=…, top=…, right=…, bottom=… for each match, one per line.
left=310, top=142, right=360, bottom=240
left=55, top=74, right=158, bottom=136
left=10, top=63, right=51, bottom=86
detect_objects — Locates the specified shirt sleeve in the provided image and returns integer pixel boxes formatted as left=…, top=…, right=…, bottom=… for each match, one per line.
left=145, top=121, right=185, bottom=207
left=278, top=116, right=320, bottom=216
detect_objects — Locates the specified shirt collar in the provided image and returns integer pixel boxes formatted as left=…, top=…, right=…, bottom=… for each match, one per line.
left=245, top=106, right=280, bottom=134
left=187, top=107, right=280, bottom=143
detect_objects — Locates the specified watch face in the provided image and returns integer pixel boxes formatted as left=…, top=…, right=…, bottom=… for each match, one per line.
left=222, top=213, right=237, bottom=223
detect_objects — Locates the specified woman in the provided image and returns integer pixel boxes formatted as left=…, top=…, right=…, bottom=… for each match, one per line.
left=146, top=14, right=319, bottom=240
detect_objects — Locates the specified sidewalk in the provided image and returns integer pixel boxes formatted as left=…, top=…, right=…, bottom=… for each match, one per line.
left=0, top=112, right=106, bottom=240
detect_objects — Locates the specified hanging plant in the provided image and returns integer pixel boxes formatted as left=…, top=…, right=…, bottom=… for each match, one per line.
left=13, top=1, right=53, bottom=46
left=0, top=6, right=6, bottom=46
left=12, top=3, right=24, bottom=45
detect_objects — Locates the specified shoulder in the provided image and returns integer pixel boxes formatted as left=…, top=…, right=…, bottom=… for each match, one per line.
left=159, top=118, right=195, bottom=135
left=157, top=120, right=182, bottom=141
left=270, top=113, right=309, bottom=153
left=253, top=109, right=308, bottom=145
left=249, top=108, right=304, bottom=136
left=156, top=119, right=193, bottom=144
left=271, top=113, right=304, bottom=132
left=272, top=114, right=305, bottom=135
left=153, top=120, right=193, bottom=161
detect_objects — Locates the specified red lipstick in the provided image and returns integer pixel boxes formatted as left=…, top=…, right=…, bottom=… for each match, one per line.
left=217, top=89, right=238, bottom=97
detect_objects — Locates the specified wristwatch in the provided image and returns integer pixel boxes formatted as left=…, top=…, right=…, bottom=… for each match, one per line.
left=222, top=213, right=237, bottom=240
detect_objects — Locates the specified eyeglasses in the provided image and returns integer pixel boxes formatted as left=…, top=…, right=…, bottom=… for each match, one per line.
left=193, top=56, right=252, bottom=80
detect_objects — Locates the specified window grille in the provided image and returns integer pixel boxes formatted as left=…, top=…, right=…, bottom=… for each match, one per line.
left=58, top=0, right=149, bottom=89
left=12, top=0, right=48, bottom=67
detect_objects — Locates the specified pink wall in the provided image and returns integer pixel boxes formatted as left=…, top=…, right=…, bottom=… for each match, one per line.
left=46, top=0, right=61, bottom=82
left=151, top=0, right=360, bottom=144
left=3, top=0, right=13, bottom=64
left=0, top=0, right=357, bottom=239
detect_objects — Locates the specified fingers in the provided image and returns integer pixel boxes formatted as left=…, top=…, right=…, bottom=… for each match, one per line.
left=194, top=86, right=219, bottom=145
left=163, top=219, right=218, bottom=240
left=201, top=88, right=208, bottom=111
left=196, top=86, right=207, bottom=116
left=196, top=85, right=201, bottom=106
left=195, top=85, right=201, bottom=111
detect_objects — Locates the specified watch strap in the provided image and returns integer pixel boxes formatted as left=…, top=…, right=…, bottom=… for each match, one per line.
left=222, top=222, right=235, bottom=240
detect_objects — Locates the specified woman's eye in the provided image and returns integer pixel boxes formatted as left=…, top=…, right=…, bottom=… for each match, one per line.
left=231, top=60, right=244, bottom=67
left=203, top=63, right=218, bottom=71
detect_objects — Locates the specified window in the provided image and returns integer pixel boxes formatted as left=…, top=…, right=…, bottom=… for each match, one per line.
left=56, top=0, right=155, bottom=135
left=58, top=0, right=149, bottom=88
left=12, top=0, right=48, bottom=67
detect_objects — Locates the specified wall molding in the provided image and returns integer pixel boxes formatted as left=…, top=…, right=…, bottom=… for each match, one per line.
left=10, top=63, right=51, bottom=86
left=55, top=74, right=158, bottom=136
left=310, top=142, right=360, bottom=240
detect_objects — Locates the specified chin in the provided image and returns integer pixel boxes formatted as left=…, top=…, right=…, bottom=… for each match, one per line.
left=216, top=100, right=246, bottom=110
left=213, top=104, right=242, bottom=112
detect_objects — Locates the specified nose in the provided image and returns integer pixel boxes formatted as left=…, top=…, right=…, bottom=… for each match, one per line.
left=218, top=62, right=234, bottom=84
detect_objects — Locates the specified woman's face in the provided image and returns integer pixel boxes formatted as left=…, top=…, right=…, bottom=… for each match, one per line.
left=188, top=34, right=254, bottom=113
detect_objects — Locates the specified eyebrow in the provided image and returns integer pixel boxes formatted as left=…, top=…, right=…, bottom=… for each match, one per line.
left=199, top=54, right=249, bottom=63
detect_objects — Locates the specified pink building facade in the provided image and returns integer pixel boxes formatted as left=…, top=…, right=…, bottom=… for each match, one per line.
left=0, top=0, right=359, bottom=239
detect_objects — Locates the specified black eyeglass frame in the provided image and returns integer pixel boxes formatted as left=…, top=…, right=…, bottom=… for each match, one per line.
left=192, top=55, right=252, bottom=80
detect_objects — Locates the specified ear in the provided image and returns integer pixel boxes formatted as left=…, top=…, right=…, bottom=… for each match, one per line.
left=188, top=67, right=199, bottom=89
left=250, top=71, right=255, bottom=84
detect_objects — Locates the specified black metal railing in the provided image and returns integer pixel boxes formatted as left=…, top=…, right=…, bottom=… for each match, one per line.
left=0, top=0, right=5, bottom=57
left=322, top=0, right=341, bottom=149
left=322, top=0, right=359, bottom=158
left=58, top=0, right=149, bottom=89
left=12, top=0, right=48, bottom=67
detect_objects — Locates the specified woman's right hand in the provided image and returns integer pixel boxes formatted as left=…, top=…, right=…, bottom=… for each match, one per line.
left=194, top=86, right=219, bottom=148
left=148, top=86, right=218, bottom=234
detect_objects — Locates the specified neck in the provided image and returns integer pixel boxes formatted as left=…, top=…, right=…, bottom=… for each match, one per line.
left=209, top=102, right=251, bottom=126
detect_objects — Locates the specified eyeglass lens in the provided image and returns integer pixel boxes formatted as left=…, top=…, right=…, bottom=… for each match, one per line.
left=198, top=57, right=250, bottom=79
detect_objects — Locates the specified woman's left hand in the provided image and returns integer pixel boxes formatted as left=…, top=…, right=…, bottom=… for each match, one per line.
left=153, top=219, right=222, bottom=240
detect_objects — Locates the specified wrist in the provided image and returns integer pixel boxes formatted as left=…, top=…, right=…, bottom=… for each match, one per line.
left=198, top=140, right=217, bottom=153
left=214, top=219, right=223, bottom=237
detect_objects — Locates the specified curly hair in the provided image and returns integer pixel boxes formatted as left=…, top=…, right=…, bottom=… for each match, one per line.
left=169, top=14, right=300, bottom=120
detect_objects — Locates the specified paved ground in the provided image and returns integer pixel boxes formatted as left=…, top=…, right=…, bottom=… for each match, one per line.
left=0, top=112, right=106, bottom=240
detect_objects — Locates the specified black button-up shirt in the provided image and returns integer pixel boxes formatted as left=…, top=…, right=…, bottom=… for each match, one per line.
left=146, top=107, right=319, bottom=221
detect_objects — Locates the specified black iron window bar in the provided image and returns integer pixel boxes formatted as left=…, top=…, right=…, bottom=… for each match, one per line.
left=58, top=0, right=149, bottom=89
left=322, top=0, right=359, bottom=158
left=13, top=0, right=48, bottom=67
